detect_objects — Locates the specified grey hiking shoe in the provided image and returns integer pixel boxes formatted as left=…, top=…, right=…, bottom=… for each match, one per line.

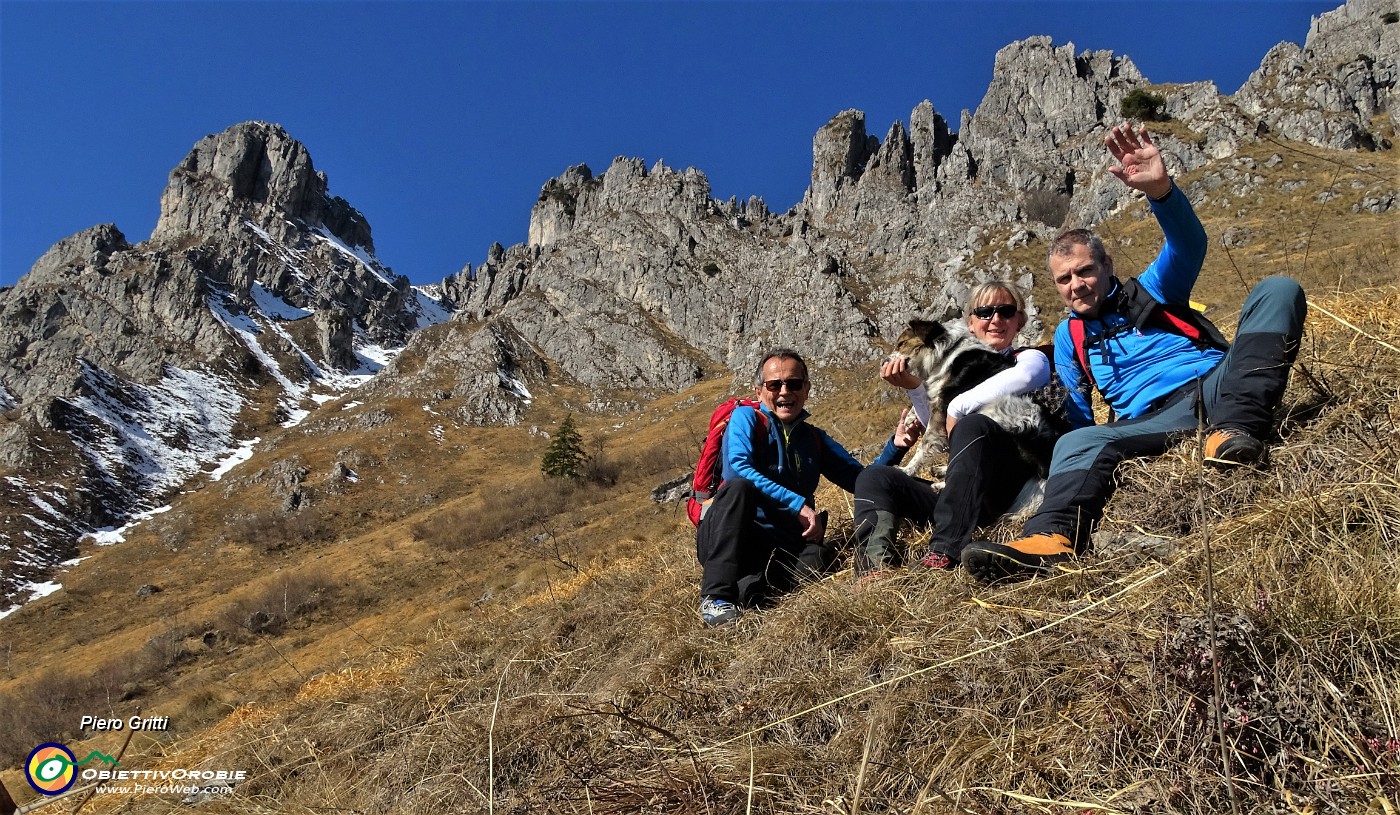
left=699, top=596, right=740, bottom=627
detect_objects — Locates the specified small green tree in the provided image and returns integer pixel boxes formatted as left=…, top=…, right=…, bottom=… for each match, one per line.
left=541, top=414, right=588, bottom=479
left=1121, top=88, right=1168, bottom=122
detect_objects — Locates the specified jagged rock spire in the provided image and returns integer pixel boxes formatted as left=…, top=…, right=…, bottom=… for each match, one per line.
left=154, top=121, right=373, bottom=252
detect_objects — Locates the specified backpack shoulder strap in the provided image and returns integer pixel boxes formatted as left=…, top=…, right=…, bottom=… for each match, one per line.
left=1066, top=317, right=1115, bottom=421
left=1120, top=277, right=1230, bottom=351
left=1067, top=317, right=1094, bottom=390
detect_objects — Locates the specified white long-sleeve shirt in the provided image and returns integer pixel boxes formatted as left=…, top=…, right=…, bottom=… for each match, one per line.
left=906, top=347, right=1051, bottom=427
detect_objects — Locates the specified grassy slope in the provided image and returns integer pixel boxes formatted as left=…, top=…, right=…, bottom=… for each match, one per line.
left=0, top=138, right=1396, bottom=814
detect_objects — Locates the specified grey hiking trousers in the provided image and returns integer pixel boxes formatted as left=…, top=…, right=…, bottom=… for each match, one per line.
left=1025, top=276, right=1307, bottom=548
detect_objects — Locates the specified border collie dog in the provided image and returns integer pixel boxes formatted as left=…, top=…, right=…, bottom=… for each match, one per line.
left=891, top=318, right=1062, bottom=482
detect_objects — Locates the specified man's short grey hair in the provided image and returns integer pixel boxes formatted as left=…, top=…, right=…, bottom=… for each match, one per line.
left=753, top=348, right=809, bottom=386
left=1047, top=228, right=1109, bottom=270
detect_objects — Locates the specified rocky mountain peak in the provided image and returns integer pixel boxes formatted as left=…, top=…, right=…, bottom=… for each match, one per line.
left=154, top=121, right=373, bottom=252
left=961, top=37, right=1142, bottom=196
left=525, top=157, right=712, bottom=252
left=1306, top=0, right=1399, bottom=67
left=1234, top=0, right=1397, bottom=149
left=908, top=100, right=955, bottom=194
left=0, top=122, right=452, bottom=601
left=529, top=164, right=595, bottom=248
left=806, top=110, right=880, bottom=216
left=27, top=223, right=132, bottom=279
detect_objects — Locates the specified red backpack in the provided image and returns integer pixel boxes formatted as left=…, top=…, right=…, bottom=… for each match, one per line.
left=686, top=398, right=767, bottom=526
left=1066, top=277, right=1229, bottom=404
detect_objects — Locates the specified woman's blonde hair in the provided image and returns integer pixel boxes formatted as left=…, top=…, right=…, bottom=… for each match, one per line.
left=962, top=281, right=1026, bottom=318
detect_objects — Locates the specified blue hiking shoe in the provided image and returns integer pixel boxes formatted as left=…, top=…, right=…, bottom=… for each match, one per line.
left=699, top=596, right=740, bottom=628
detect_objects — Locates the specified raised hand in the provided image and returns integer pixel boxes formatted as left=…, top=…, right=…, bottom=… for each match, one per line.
left=1105, top=123, right=1172, bottom=200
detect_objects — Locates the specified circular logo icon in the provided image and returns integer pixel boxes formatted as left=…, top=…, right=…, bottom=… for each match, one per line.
left=26, top=742, right=77, bottom=795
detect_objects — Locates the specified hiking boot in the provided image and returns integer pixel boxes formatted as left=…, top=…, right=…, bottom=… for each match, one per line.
left=854, top=510, right=901, bottom=576
left=917, top=551, right=957, bottom=570
left=1203, top=428, right=1266, bottom=468
left=699, top=597, right=740, bottom=627
left=962, top=533, right=1074, bottom=583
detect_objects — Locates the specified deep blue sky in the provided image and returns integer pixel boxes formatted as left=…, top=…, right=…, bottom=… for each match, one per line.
left=2, top=1, right=1337, bottom=288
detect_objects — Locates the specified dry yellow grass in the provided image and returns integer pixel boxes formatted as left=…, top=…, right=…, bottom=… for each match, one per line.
left=3, top=282, right=1389, bottom=815
left=0, top=137, right=1396, bottom=813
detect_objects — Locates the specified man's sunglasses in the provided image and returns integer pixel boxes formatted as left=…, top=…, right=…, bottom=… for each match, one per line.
left=761, top=378, right=808, bottom=393
left=972, top=304, right=1019, bottom=320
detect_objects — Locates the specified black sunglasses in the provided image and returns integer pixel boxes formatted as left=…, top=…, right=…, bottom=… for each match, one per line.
left=761, top=378, right=808, bottom=393
left=972, top=304, right=1019, bottom=320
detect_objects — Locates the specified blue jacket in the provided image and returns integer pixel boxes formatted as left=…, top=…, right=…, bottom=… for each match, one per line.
left=1054, top=182, right=1224, bottom=427
left=721, top=403, right=904, bottom=522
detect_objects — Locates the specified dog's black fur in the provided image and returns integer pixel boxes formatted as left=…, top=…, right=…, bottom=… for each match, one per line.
left=893, top=318, right=1065, bottom=480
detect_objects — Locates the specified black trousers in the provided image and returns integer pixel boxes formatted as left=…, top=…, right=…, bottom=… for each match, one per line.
left=695, top=477, right=833, bottom=605
left=854, top=413, right=1044, bottom=569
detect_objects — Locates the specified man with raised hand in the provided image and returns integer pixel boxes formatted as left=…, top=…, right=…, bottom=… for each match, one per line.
left=961, top=124, right=1307, bottom=583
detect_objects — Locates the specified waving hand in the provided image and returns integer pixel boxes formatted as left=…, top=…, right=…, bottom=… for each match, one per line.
left=1105, top=123, right=1173, bottom=200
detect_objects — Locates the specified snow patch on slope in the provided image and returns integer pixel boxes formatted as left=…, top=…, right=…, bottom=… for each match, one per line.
left=62, top=362, right=244, bottom=502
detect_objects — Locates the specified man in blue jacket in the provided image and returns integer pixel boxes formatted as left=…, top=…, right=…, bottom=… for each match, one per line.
left=697, top=348, right=913, bottom=626
left=961, top=124, right=1307, bottom=583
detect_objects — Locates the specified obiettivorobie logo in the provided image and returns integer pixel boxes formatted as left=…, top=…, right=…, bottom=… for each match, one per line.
left=24, top=742, right=120, bottom=795
left=24, top=741, right=247, bottom=799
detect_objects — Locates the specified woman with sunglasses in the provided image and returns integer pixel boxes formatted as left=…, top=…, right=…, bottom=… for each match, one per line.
left=852, top=281, right=1060, bottom=580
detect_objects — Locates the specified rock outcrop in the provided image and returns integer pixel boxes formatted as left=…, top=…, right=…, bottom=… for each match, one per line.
left=152, top=122, right=431, bottom=346
left=0, top=123, right=445, bottom=605
left=1235, top=0, right=1398, bottom=149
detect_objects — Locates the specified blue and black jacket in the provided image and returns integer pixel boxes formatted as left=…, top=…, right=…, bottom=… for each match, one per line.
left=1053, top=182, right=1223, bottom=427
left=721, top=403, right=905, bottom=524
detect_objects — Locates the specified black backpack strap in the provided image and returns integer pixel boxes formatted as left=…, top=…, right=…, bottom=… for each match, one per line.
left=1119, top=277, right=1229, bottom=351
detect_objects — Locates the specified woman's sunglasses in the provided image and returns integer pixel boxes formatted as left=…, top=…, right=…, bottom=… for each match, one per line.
left=972, top=304, right=1019, bottom=320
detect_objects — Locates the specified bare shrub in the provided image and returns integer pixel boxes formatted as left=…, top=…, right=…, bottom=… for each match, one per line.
left=140, top=623, right=196, bottom=673
left=221, top=570, right=334, bottom=638
left=608, top=433, right=697, bottom=483
left=1023, top=188, right=1071, bottom=227
left=1122, top=87, right=1168, bottom=121
left=580, top=438, right=619, bottom=486
left=0, top=670, right=99, bottom=767
left=223, top=506, right=327, bottom=552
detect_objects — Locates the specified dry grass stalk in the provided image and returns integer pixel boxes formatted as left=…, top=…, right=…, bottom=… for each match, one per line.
left=16, top=285, right=1399, bottom=815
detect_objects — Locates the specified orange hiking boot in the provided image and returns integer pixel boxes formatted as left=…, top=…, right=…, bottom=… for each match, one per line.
left=1203, top=428, right=1266, bottom=468
left=962, top=533, right=1074, bottom=583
